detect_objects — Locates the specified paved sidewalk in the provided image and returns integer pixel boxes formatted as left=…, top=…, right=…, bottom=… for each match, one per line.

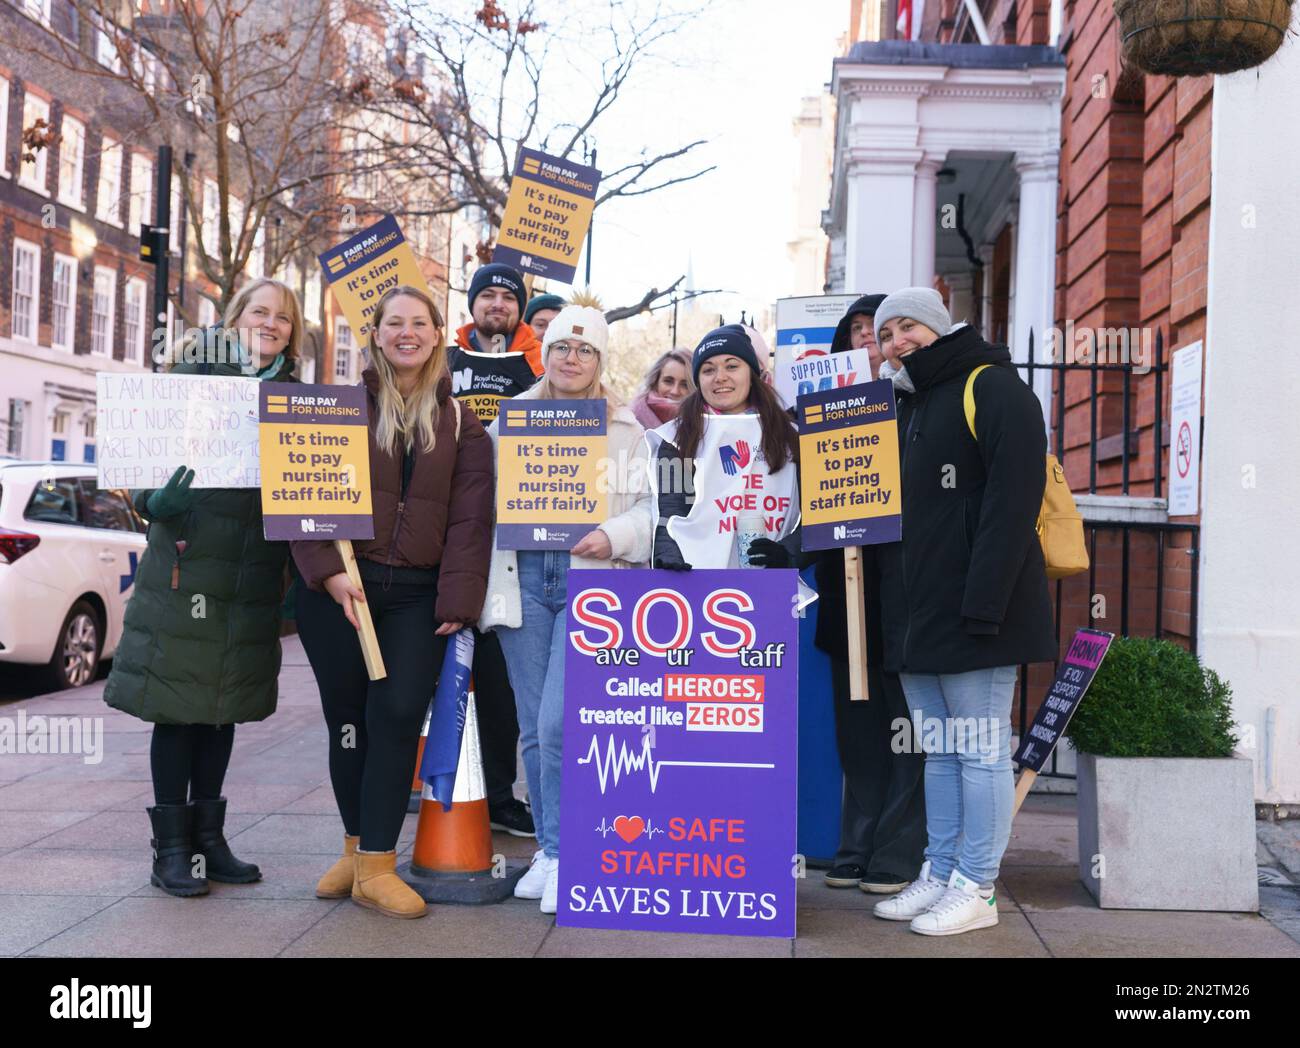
left=1, top=637, right=1297, bottom=958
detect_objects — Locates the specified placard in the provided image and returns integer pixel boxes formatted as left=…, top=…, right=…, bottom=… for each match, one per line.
left=1168, top=341, right=1203, bottom=517
left=317, top=214, right=433, bottom=343
left=95, top=372, right=261, bottom=489
left=776, top=346, right=874, bottom=410
left=1014, top=628, right=1114, bottom=772
left=257, top=382, right=374, bottom=540
left=559, top=569, right=799, bottom=938
left=496, top=398, right=607, bottom=549
left=797, top=379, right=902, bottom=551
left=493, top=148, right=601, bottom=284
left=773, top=294, right=864, bottom=406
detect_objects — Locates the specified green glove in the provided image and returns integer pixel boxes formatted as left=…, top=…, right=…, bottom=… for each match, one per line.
left=147, top=466, right=197, bottom=519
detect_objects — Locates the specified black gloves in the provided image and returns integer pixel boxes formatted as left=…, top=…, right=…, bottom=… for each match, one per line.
left=654, top=525, right=692, bottom=571
left=746, top=537, right=791, bottom=569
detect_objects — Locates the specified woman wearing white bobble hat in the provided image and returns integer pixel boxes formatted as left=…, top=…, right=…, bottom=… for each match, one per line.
left=479, top=302, right=653, bottom=914
left=867, top=287, right=1056, bottom=936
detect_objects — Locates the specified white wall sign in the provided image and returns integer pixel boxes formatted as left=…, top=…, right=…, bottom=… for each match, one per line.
left=95, top=372, right=262, bottom=490
left=1168, top=340, right=1203, bottom=516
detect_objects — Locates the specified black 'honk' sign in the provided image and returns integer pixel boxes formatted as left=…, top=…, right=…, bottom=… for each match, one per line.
left=1014, top=628, right=1114, bottom=773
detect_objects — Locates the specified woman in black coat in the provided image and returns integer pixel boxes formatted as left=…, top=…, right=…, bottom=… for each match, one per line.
left=814, top=293, right=927, bottom=896
left=867, top=288, right=1055, bottom=938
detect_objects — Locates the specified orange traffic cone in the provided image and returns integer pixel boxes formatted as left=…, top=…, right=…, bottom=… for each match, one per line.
left=408, top=705, right=430, bottom=814
left=398, top=692, right=525, bottom=903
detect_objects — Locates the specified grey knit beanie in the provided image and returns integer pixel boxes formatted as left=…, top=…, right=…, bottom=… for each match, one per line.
left=873, top=287, right=953, bottom=345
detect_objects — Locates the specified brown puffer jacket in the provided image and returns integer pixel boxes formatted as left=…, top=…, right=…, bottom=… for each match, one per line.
left=291, top=368, right=493, bottom=624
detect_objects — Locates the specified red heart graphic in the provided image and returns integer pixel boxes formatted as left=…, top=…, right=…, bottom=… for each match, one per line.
left=613, top=815, right=645, bottom=843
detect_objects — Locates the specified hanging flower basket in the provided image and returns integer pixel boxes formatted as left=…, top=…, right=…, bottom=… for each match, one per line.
left=1114, top=0, right=1295, bottom=75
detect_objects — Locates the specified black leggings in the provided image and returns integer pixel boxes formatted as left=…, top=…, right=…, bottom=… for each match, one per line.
left=150, top=724, right=236, bottom=805
left=295, top=577, right=448, bottom=852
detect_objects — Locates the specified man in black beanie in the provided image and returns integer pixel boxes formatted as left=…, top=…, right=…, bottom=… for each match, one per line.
left=448, top=262, right=543, bottom=840
left=814, top=292, right=927, bottom=895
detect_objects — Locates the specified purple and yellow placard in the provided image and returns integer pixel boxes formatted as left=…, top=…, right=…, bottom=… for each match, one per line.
left=493, top=148, right=601, bottom=284
left=258, top=383, right=374, bottom=541
left=798, top=378, right=902, bottom=551
left=496, top=398, right=607, bottom=549
left=558, top=569, right=799, bottom=938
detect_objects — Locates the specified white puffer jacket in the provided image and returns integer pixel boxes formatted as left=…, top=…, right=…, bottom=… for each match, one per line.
left=479, top=384, right=653, bottom=631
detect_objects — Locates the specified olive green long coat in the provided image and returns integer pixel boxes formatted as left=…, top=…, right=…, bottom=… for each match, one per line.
left=103, top=356, right=295, bottom=725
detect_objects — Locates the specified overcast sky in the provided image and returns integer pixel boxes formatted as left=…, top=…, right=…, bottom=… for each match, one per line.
left=542, top=0, right=845, bottom=322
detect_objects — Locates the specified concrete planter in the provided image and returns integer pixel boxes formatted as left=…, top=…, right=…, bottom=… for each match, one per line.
left=1076, top=751, right=1258, bottom=911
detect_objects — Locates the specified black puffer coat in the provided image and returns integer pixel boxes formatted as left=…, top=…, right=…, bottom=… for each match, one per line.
left=874, top=325, right=1057, bottom=673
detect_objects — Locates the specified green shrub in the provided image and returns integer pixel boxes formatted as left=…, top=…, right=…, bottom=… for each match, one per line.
left=1065, top=636, right=1238, bottom=758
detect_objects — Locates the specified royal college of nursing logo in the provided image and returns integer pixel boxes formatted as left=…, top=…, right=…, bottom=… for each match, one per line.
left=718, top=440, right=751, bottom=477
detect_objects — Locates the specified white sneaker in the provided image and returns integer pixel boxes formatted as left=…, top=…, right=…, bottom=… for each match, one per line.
left=540, top=860, right=559, bottom=914
left=909, top=869, right=999, bottom=936
left=872, top=861, right=948, bottom=921
left=514, top=850, right=551, bottom=900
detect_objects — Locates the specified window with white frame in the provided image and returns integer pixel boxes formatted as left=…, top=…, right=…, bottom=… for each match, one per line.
left=0, top=77, right=10, bottom=178
left=19, top=94, right=51, bottom=194
left=11, top=240, right=40, bottom=343
left=128, top=153, right=152, bottom=236
left=52, top=253, right=76, bottom=351
left=18, top=0, right=51, bottom=28
left=198, top=297, right=216, bottom=329
left=96, top=137, right=123, bottom=224
left=124, top=278, right=147, bottom=365
left=92, top=266, right=116, bottom=357
left=334, top=321, right=354, bottom=381
left=57, top=114, right=84, bottom=207
left=92, top=11, right=124, bottom=73
left=202, top=178, right=219, bottom=254
left=6, top=399, right=28, bottom=456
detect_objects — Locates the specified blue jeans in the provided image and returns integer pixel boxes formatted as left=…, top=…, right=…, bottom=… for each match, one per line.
left=494, top=551, right=569, bottom=859
left=898, top=665, right=1018, bottom=885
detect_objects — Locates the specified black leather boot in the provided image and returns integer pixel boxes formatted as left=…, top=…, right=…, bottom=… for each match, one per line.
left=148, top=804, right=209, bottom=897
left=193, top=797, right=261, bottom=883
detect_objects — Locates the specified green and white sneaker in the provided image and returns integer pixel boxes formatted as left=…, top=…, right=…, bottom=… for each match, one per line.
left=872, top=861, right=947, bottom=921
left=909, top=869, right=999, bottom=936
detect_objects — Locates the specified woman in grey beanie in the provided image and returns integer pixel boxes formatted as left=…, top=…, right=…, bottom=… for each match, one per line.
left=868, top=286, right=1055, bottom=938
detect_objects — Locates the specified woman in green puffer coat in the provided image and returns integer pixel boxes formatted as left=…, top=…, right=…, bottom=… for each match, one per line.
left=104, top=277, right=304, bottom=898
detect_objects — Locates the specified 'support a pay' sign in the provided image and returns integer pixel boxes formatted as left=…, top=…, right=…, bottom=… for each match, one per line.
left=96, top=372, right=261, bottom=489
left=495, top=398, right=607, bottom=549
left=258, top=383, right=374, bottom=541
left=559, top=569, right=799, bottom=938
left=798, top=379, right=902, bottom=550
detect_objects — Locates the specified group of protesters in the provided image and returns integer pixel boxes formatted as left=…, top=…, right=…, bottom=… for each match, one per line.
left=103, top=260, right=1053, bottom=938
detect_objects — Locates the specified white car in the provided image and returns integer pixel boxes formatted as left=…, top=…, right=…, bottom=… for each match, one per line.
left=0, top=461, right=147, bottom=690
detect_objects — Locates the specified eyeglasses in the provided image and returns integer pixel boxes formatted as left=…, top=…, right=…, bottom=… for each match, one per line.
left=548, top=342, right=597, bottom=361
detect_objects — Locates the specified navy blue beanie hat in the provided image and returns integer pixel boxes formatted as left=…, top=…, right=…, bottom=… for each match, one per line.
left=468, top=263, right=527, bottom=315
left=692, top=324, right=760, bottom=383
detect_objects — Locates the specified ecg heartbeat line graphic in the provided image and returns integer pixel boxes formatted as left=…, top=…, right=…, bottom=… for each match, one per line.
left=577, top=734, right=775, bottom=794
left=593, top=818, right=666, bottom=839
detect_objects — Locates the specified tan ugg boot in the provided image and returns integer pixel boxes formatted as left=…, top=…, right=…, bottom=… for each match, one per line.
left=315, top=834, right=360, bottom=899
left=351, top=850, right=428, bottom=919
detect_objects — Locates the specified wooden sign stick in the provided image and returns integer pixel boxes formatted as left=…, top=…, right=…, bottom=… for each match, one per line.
left=1013, top=768, right=1038, bottom=817
left=335, top=538, right=387, bottom=681
left=843, top=546, right=871, bottom=702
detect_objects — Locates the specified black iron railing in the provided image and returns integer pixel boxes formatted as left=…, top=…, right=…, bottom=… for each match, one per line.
left=1010, top=328, right=1200, bottom=778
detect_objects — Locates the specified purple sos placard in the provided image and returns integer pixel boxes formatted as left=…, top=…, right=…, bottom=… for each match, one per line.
left=558, top=569, right=799, bottom=938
